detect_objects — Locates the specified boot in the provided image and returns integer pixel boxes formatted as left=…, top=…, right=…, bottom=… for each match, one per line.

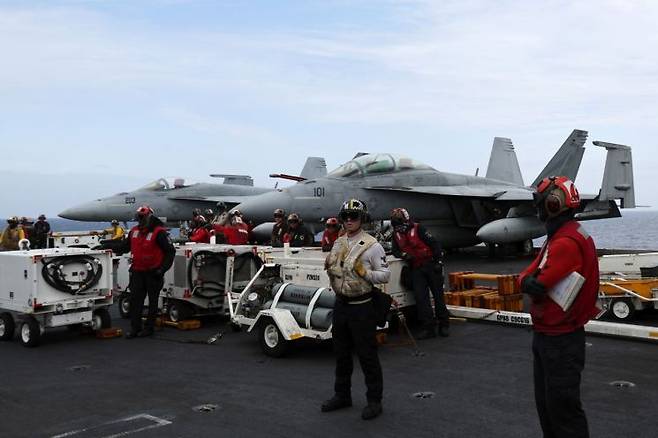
left=416, top=325, right=436, bottom=340
left=137, top=328, right=154, bottom=338
left=321, top=395, right=352, bottom=412
left=438, top=321, right=450, bottom=337
left=361, top=401, right=382, bottom=420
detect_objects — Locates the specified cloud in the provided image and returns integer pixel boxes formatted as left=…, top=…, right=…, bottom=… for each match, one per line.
left=0, top=0, right=655, bottom=211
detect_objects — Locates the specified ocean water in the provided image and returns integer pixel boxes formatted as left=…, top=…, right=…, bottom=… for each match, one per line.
left=44, top=210, right=658, bottom=251
left=584, top=210, right=658, bottom=250
left=534, top=209, right=658, bottom=251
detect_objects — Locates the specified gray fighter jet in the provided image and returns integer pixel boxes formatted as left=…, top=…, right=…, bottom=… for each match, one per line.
left=59, top=157, right=327, bottom=223
left=236, top=130, right=635, bottom=250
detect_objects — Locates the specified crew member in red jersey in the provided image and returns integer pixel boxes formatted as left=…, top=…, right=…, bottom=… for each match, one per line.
left=189, top=216, right=211, bottom=244
left=519, top=176, right=598, bottom=438
left=321, top=217, right=340, bottom=252
left=122, top=205, right=175, bottom=339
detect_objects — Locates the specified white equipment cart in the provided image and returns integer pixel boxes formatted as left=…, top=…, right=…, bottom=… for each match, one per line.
left=48, top=230, right=108, bottom=249
left=0, top=248, right=114, bottom=347
left=229, top=247, right=414, bottom=357
left=115, top=244, right=266, bottom=322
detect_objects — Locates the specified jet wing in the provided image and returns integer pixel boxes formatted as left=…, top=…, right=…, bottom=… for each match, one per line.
left=365, top=185, right=534, bottom=201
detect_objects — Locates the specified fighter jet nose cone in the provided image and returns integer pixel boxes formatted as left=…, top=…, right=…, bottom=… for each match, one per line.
left=58, top=207, right=82, bottom=220
left=235, top=190, right=293, bottom=224
left=58, top=201, right=109, bottom=221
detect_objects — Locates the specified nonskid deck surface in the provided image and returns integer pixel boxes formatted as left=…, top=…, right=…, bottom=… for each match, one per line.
left=0, top=250, right=656, bottom=438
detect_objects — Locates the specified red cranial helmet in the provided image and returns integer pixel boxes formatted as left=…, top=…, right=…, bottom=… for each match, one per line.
left=535, top=176, right=580, bottom=217
left=136, top=205, right=154, bottom=216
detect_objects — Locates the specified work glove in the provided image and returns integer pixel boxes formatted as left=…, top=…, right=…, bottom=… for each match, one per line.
left=521, top=275, right=547, bottom=297
left=354, top=260, right=368, bottom=278
left=400, top=252, right=414, bottom=262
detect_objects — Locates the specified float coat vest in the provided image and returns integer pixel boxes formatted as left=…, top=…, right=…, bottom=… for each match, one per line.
left=130, top=225, right=166, bottom=272
left=326, top=232, right=377, bottom=298
left=1, top=227, right=24, bottom=250
left=394, top=223, right=433, bottom=268
left=224, top=223, right=249, bottom=245
left=525, top=221, right=599, bottom=335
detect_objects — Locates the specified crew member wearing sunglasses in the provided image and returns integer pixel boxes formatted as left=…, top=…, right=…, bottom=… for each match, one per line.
left=282, top=213, right=314, bottom=247
left=322, top=199, right=391, bottom=420
left=270, top=208, right=288, bottom=247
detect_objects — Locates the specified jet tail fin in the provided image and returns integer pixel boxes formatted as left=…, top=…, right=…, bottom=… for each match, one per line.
left=574, top=140, right=635, bottom=221
left=592, top=141, right=635, bottom=208
left=485, top=137, right=524, bottom=185
left=300, top=157, right=327, bottom=180
left=532, top=129, right=588, bottom=186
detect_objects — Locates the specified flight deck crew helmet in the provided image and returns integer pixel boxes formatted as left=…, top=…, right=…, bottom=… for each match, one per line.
left=136, top=205, right=154, bottom=217
left=325, top=217, right=339, bottom=227
left=205, top=208, right=214, bottom=216
left=339, top=199, right=370, bottom=223
left=192, top=208, right=202, bottom=217
left=38, top=214, right=46, bottom=220
left=111, top=219, right=119, bottom=226
left=390, top=208, right=410, bottom=225
left=7, top=216, right=18, bottom=224
left=534, top=176, right=580, bottom=220
left=287, top=213, right=301, bottom=224
left=273, top=208, right=285, bottom=218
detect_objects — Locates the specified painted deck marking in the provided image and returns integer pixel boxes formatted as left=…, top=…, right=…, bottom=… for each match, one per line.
left=51, top=414, right=172, bottom=438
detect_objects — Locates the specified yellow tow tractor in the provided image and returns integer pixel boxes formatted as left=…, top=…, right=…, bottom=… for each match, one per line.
left=599, top=278, right=658, bottom=322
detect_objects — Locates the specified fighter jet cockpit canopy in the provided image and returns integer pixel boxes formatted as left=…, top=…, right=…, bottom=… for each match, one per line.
left=137, top=177, right=199, bottom=191
left=327, top=153, right=435, bottom=178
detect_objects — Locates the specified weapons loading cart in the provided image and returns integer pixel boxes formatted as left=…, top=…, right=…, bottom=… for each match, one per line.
left=228, top=247, right=415, bottom=357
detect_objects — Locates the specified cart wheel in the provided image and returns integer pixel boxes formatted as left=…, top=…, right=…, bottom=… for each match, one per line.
left=118, top=293, right=131, bottom=319
left=258, top=318, right=289, bottom=358
left=19, top=317, right=41, bottom=348
left=0, top=312, right=15, bottom=341
left=168, top=301, right=192, bottom=323
left=92, top=308, right=112, bottom=331
left=610, top=298, right=636, bottom=321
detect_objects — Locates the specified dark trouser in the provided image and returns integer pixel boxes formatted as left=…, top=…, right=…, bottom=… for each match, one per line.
left=411, top=262, right=449, bottom=327
left=332, top=299, right=383, bottom=403
left=532, top=329, right=589, bottom=438
left=129, top=270, right=164, bottom=333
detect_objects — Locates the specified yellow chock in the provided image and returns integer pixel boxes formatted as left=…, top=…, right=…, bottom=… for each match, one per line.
left=96, top=327, right=124, bottom=339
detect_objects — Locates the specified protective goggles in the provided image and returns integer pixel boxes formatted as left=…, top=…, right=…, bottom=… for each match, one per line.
left=340, top=211, right=361, bottom=221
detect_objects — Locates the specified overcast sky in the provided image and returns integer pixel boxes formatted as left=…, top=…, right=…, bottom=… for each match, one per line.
left=1, top=0, right=656, bottom=218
